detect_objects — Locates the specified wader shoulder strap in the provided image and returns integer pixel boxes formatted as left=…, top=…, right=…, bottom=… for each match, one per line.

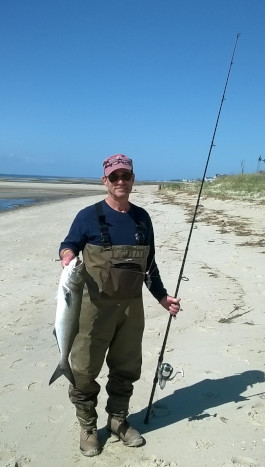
left=129, top=208, right=146, bottom=246
left=95, top=201, right=146, bottom=248
left=95, top=201, right=112, bottom=250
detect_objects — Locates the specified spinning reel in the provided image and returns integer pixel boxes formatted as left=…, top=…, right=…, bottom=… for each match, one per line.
left=157, top=362, right=184, bottom=389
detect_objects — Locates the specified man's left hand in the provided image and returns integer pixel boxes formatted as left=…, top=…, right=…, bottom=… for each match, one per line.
left=159, top=295, right=181, bottom=317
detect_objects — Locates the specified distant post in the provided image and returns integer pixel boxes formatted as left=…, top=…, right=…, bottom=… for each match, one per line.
left=257, top=155, right=262, bottom=172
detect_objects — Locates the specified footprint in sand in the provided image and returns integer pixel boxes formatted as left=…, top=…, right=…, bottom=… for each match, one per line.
left=0, top=413, right=10, bottom=424
left=48, top=404, right=65, bottom=423
left=10, top=358, right=23, bottom=369
left=27, top=381, right=43, bottom=392
left=23, top=344, right=34, bottom=351
left=0, top=383, right=15, bottom=395
left=247, top=403, right=265, bottom=426
left=194, top=439, right=214, bottom=450
left=35, top=361, right=48, bottom=368
left=231, top=455, right=258, bottom=466
left=5, top=455, right=31, bottom=467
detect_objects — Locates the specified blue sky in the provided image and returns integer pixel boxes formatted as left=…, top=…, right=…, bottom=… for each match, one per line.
left=0, top=0, right=264, bottom=180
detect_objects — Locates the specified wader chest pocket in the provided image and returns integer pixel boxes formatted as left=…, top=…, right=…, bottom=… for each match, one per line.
left=103, top=260, right=144, bottom=298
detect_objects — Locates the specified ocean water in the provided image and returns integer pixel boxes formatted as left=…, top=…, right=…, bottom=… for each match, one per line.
left=0, top=173, right=103, bottom=213
left=0, top=198, right=36, bottom=211
left=0, top=173, right=101, bottom=184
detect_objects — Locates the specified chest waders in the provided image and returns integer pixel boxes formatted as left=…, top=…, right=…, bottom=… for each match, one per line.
left=69, top=202, right=150, bottom=429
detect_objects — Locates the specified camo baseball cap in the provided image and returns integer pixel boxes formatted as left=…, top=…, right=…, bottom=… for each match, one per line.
left=103, top=154, right=133, bottom=176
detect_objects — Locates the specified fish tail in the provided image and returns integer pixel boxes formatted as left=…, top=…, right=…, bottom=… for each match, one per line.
left=49, top=363, right=75, bottom=387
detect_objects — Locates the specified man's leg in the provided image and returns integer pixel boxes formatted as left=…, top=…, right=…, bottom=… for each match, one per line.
left=69, top=291, right=119, bottom=455
left=105, top=297, right=145, bottom=446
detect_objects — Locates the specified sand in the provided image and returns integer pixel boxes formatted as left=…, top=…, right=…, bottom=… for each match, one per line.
left=0, top=182, right=264, bottom=467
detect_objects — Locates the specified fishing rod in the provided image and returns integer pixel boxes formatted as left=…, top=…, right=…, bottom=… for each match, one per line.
left=144, top=33, right=241, bottom=425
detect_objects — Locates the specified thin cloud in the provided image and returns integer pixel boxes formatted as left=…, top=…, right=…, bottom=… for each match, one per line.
left=0, top=153, right=56, bottom=165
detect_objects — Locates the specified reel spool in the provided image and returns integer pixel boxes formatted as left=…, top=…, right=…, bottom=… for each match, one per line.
left=158, top=362, right=184, bottom=389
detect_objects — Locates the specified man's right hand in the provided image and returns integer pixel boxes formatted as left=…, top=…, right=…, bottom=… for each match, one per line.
left=60, top=249, right=75, bottom=267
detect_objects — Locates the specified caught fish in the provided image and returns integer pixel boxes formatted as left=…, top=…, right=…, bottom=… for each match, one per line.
left=49, top=256, right=85, bottom=386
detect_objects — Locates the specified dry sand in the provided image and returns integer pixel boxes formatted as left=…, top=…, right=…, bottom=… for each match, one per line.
left=0, top=182, right=264, bottom=467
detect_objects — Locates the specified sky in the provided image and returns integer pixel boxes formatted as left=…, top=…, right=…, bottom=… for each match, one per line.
left=0, top=0, right=264, bottom=181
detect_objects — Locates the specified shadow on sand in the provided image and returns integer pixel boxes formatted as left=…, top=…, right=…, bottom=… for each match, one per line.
left=135, top=370, right=264, bottom=433
left=98, top=370, right=264, bottom=445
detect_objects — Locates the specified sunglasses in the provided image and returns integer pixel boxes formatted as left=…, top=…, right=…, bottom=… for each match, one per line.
left=107, top=172, right=133, bottom=183
left=103, top=157, right=133, bottom=170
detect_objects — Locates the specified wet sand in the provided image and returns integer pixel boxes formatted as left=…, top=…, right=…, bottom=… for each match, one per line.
left=0, top=181, right=106, bottom=212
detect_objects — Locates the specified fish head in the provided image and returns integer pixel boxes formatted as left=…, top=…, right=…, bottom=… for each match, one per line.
left=65, top=257, right=85, bottom=289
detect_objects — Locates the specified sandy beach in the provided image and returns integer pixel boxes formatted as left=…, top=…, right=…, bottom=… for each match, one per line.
left=0, top=182, right=264, bottom=467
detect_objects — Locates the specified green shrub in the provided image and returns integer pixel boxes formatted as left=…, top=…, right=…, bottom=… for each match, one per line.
left=161, top=173, right=265, bottom=200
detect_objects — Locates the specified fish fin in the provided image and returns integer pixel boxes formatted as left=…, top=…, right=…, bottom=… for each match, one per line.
left=65, top=292, right=71, bottom=307
left=62, top=286, right=72, bottom=307
left=62, top=284, right=69, bottom=294
left=49, top=363, right=76, bottom=387
left=52, top=328, right=59, bottom=349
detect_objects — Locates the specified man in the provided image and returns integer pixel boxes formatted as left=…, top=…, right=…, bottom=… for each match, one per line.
left=59, top=154, right=181, bottom=457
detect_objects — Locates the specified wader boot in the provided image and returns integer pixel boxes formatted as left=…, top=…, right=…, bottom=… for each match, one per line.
left=107, top=411, right=144, bottom=447
left=69, top=391, right=101, bottom=457
left=80, top=426, right=100, bottom=457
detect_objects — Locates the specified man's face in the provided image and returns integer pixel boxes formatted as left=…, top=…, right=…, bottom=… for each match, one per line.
left=102, top=169, right=135, bottom=200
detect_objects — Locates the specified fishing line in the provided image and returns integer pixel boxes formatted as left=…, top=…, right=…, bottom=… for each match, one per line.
left=144, top=33, right=241, bottom=424
left=145, top=192, right=177, bottom=288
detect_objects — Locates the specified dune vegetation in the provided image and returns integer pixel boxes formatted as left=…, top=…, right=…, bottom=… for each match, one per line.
left=162, top=173, right=265, bottom=201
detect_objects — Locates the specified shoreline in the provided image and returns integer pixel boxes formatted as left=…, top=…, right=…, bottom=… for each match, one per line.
left=0, top=181, right=107, bottom=213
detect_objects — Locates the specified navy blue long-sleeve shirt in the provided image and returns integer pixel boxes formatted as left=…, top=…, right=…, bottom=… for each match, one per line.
left=60, top=200, right=167, bottom=302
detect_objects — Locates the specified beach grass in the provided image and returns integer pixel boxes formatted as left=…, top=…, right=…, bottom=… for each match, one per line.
left=162, top=173, right=265, bottom=201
